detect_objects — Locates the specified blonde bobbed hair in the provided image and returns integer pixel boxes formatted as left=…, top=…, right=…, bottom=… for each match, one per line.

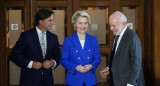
left=72, top=11, right=91, bottom=30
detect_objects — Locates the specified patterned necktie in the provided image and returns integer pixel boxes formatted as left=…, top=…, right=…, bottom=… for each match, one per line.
left=41, top=32, right=46, bottom=58
left=109, top=35, right=119, bottom=71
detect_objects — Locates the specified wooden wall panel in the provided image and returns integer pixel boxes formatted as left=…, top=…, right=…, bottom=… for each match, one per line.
left=144, top=0, right=154, bottom=86
left=121, top=0, right=139, bottom=6
left=5, top=1, right=25, bottom=7
left=154, top=0, right=160, bottom=85
left=0, top=0, right=147, bottom=86
left=0, top=0, right=8, bottom=85
left=80, top=1, right=109, bottom=7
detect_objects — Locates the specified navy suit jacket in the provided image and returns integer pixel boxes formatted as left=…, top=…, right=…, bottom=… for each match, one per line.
left=9, top=27, right=61, bottom=86
left=109, top=27, right=145, bottom=86
left=60, top=31, right=101, bottom=86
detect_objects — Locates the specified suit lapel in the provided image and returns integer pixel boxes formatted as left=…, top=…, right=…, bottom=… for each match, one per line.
left=45, top=31, right=51, bottom=59
left=31, top=28, right=42, bottom=56
left=72, top=32, right=92, bottom=63
left=82, top=33, right=92, bottom=63
left=83, top=33, right=91, bottom=54
left=114, top=27, right=129, bottom=60
left=72, top=32, right=83, bottom=57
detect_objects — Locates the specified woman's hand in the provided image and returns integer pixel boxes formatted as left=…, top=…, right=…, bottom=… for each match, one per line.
left=76, top=64, right=93, bottom=73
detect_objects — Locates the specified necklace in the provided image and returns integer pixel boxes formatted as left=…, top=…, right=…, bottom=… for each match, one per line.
left=78, top=33, right=85, bottom=40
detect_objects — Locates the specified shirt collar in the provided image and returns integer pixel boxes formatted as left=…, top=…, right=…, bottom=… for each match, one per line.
left=119, top=25, right=127, bottom=37
left=36, top=27, right=46, bottom=34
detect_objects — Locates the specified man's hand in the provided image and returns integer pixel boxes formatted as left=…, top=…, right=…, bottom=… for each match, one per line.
left=43, top=60, right=55, bottom=69
left=32, top=61, right=42, bottom=69
left=100, top=68, right=110, bottom=78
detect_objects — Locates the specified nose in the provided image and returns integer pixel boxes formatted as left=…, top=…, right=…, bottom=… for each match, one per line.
left=82, top=23, right=88, bottom=28
left=51, top=21, right=54, bottom=25
left=81, top=23, right=85, bottom=27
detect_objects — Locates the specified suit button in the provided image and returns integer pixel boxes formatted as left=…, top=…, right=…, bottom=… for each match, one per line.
left=78, top=57, right=80, bottom=60
left=87, top=57, right=90, bottom=59
left=76, top=50, right=78, bottom=53
left=69, top=70, right=73, bottom=73
left=88, top=49, right=91, bottom=52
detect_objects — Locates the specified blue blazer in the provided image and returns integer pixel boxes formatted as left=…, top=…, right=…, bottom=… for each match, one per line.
left=9, top=27, right=61, bottom=86
left=60, top=31, right=101, bottom=86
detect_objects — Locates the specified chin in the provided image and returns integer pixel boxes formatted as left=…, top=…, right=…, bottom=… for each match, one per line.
left=81, top=32, right=86, bottom=34
left=113, top=33, right=117, bottom=36
left=78, top=31, right=86, bottom=34
left=113, top=32, right=120, bottom=36
left=47, top=28, right=52, bottom=31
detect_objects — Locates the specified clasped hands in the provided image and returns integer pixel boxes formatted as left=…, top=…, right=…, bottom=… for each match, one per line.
left=76, top=64, right=93, bottom=73
left=32, top=60, right=55, bottom=69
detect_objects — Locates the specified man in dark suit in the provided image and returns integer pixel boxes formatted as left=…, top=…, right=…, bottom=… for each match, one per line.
left=100, top=11, right=145, bottom=86
left=9, top=8, right=61, bottom=86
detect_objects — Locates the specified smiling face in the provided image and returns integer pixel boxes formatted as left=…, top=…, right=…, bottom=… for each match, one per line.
left=74, top=16, right=89, bottom=34
left=109, top=17, right=125, bottom=36
left=39, top=14, right=54, bottom=32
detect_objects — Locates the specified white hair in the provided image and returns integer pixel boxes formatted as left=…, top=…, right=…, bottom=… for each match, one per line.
left=109, top=11, right=127, bottom=23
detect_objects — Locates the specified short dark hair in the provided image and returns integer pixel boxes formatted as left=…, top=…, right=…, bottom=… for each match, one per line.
left=33, top=8, right=54, bottom=26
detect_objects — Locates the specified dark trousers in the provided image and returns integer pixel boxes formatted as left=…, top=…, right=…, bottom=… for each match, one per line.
left=108, top=71, right=114, bottom=86
left=38, top=75, right=46, bottom=86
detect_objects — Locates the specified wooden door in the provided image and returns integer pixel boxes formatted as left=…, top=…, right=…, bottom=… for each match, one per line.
left=0, top=0, right=145, bottom=86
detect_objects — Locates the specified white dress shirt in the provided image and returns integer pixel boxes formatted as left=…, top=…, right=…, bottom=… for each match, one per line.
left=115, top=26, right=127, bottom=53
left=80, top=39, right=85, bottom=49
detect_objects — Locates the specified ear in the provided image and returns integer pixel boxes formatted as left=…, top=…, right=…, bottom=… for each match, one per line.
left=123, top=22, right=126, bottom=25
left=39, top=20, right=43, bottom=24
left=122, top=22, right=127, bottom=27
left=74, top=24, right=76, bottom=27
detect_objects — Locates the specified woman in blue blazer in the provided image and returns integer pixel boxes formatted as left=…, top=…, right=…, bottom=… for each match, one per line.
left=60, top=11, right=101, bottom=86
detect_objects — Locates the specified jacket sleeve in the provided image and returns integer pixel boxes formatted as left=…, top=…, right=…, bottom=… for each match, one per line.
left=90, top=37, right=101, bottom=72
left=9, top=32, right=30, bottom=69
left=128, top=36, right=142, bottom=85
left=51, top=35, right=61, bottom=69
left=60, top=38, right=78, bottom=73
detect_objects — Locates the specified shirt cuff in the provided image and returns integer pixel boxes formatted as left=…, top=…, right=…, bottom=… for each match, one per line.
left=127, top=83, right=134, bottom=86
left=52, top=60, right=57, bottom=69
left=106, top=67, right=109, bottom=70
left=27, top=61, right=33, bottom=69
